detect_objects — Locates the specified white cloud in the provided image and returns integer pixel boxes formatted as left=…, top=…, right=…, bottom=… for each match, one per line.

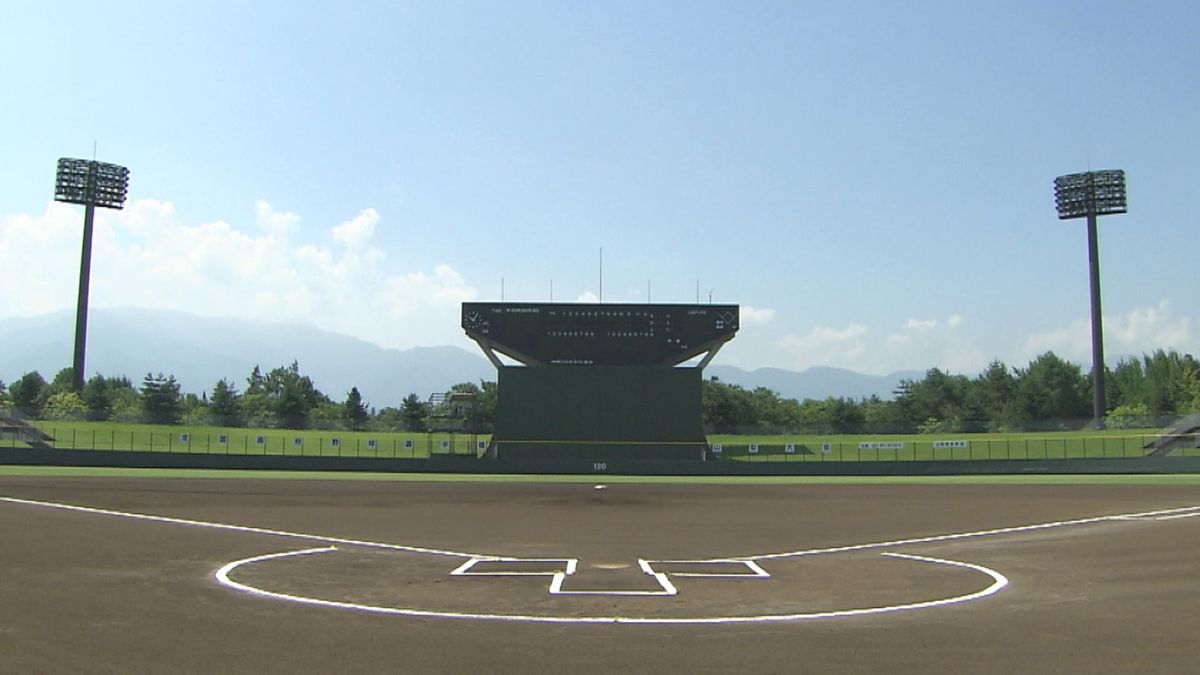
left=1108, top=301, right=1192, bottom=350
left=0, top=199, right=478, bottom=350
left=882, top=314, right=982, bottom=373
left=781, top=323, right=868, bottom=349
left=1019, top=300, right=1196, bottom=365
left=741, top=306, right=775, bottom=325
left=776, top=315, right=986, bottom=375
left=254, top=200, right=300, bottom=238
left=777, top=323, right=869, bottom=371
left=575, top=291, right=599, bottom=303
left=331, top=208, right=378, bottom=249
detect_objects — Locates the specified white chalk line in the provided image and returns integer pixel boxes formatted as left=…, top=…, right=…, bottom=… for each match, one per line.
left=745, top=505, right=1200, bottom=561
left=1111, top=507, right=1200, bottom=522
left=0, top=495, right=476, bottom=559
left=214, top=545, right=1006, bottom=623
left=1154, top=510, right=1200, bottom=521
left=4, top=495, right=1196, bottom=624
left=449, top=557, right=766, bottom=595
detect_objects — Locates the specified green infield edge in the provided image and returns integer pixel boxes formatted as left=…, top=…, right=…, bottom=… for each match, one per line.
left=1, top=465, right=1199, bottom=485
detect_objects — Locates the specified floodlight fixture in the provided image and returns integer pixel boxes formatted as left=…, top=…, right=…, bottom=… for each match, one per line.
left=55, top=158, right=130, bottom=209
left=54, top=157, right=131, bottom=391
left=1054, top=170, right=1126, bottom=220
left=1052, top=169, right=1127, bottom=429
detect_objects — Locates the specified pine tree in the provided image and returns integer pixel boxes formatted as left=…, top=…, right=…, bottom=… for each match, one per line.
left=343, top=387, right=368, bottom=430
left=210, top=378, right=242, bottom=426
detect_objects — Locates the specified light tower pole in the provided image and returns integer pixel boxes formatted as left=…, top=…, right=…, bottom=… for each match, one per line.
left=54, top=158, right=130, bottom=392
left=1053, top=169, right=1127, bottom=429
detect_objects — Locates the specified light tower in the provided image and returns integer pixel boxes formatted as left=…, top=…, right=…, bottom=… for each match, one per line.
left=54, top=158, right=130, bottom=391
left=1053, top=169, right=1127, bottom=429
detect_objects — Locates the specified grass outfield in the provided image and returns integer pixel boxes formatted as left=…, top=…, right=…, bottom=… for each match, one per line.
left=8, top=421, right=486, bottom=458
left=2, top=465, right=1200, bottom=485
left=706, top=429, right=1192, bottom=460
left=4, top=420, right=1196, bottom=461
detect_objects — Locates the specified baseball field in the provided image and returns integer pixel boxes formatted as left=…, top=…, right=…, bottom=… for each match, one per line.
left=2, top=467, right=1198, bottom=673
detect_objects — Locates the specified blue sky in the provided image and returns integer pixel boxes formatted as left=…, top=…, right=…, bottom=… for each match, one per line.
left=2, top=1, right=1197, bottom=375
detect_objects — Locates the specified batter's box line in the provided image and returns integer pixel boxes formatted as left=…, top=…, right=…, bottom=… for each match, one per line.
left=449, top=556, right=770, bottom=596
left=451, top=556, right=579, bottom=576
left=642, top=559, right=770, bottom=579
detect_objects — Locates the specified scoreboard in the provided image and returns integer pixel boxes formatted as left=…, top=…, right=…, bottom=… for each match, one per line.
left=462, top=302, right=739, bottom=367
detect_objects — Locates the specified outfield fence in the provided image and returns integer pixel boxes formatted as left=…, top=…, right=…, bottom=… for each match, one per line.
left=0, top=424, right=487, bottom=459
left=4, top=422, right=1198, bottom=463
left=706, top=434, right=1198, bottom=462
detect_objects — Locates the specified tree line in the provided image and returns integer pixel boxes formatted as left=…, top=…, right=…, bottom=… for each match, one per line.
left=0, top=361, right=492, bottom=433
left=2, top=349, right=1197, bottom=434
left=703, top=349, right=1200, bottom=434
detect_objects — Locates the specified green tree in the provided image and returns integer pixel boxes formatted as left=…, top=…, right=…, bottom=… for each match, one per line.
left=372, top=406, right=406, bottom=431
left=1106, top=402, right=1153, bottom=429
left=825, top=397, right=866, bottom=433
left=140, top=373, right=183, bottom=424
left=10, top=371, right=47, bottom=415
left=792, top=398, right=832, bottom=432
left=0, top=379, right=9, bottom=404
left=109, top=384, right=142, bottom=422
left=179, top=392, right=209, bottom=426
left=309, top=401, right=344, bottom=429
left=240, top=366, right=270, bottom=425
left=476, top=381, right=498, bottom=430
left=893, top=368, right=971, bottom=432
left=1108, top=357, right=1147, bottom=411
left=1140, top=349, right=1200, bottom=416
left=400, top=393, right=429, bottom=432
left=441, top=381, right=496, bottom=432
left=701, top=377, right=755, bottom=433
left=1010, top=352, right=1090, bottom=427
left=210, top=378, right=243, bottom=426
left=859, top=395, right=900, bottom=433
left=749, top=386, right=804, bottom=430
left=42, top=391, right=87, bottom=420
left=46, top=367, right=75, bottom=395
left=966, top=361, right=1018, bottom=430
left=263, top=361, right=325, bottom=428
left=343, top=387, right=368, bottom=430
left=81, top=375, right=122, bottom=421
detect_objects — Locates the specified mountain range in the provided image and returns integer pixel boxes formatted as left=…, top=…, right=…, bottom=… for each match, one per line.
left=0, top=308, right=919, bottom=407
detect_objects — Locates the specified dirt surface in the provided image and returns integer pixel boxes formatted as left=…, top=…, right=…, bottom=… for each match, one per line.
left=1, top=476, right=1198, bottom=673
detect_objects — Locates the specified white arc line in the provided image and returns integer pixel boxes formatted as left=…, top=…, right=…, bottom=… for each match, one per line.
left=214, top=547, right=1005, bottom=624
left=5, top=495, right=1196, bottom=625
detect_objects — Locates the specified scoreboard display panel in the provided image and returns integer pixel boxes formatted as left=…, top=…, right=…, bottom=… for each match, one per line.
left=462, top=302, right=739, bottom=367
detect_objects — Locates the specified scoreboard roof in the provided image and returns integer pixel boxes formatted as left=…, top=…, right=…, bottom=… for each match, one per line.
left=462, top=302, right=739, bottom=367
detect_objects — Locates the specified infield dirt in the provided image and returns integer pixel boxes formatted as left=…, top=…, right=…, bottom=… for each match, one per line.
left=1, top=476, right=1198, bottom=673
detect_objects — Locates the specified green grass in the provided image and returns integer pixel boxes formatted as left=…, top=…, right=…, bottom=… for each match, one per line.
left=706, top=429, right=1194, bottom=461
left=6, top=421, right=488, bottom=458
left=4, top=421, right=1196, bottom=462
left=2, top=465, right=1200, bottom=485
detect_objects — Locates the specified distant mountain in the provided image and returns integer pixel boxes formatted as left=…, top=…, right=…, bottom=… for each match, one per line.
left=0, top=308, right=494, bottom=408
left=706, top=365, right=921, bottom=402
left=1, top=308, right=917, bottom=406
